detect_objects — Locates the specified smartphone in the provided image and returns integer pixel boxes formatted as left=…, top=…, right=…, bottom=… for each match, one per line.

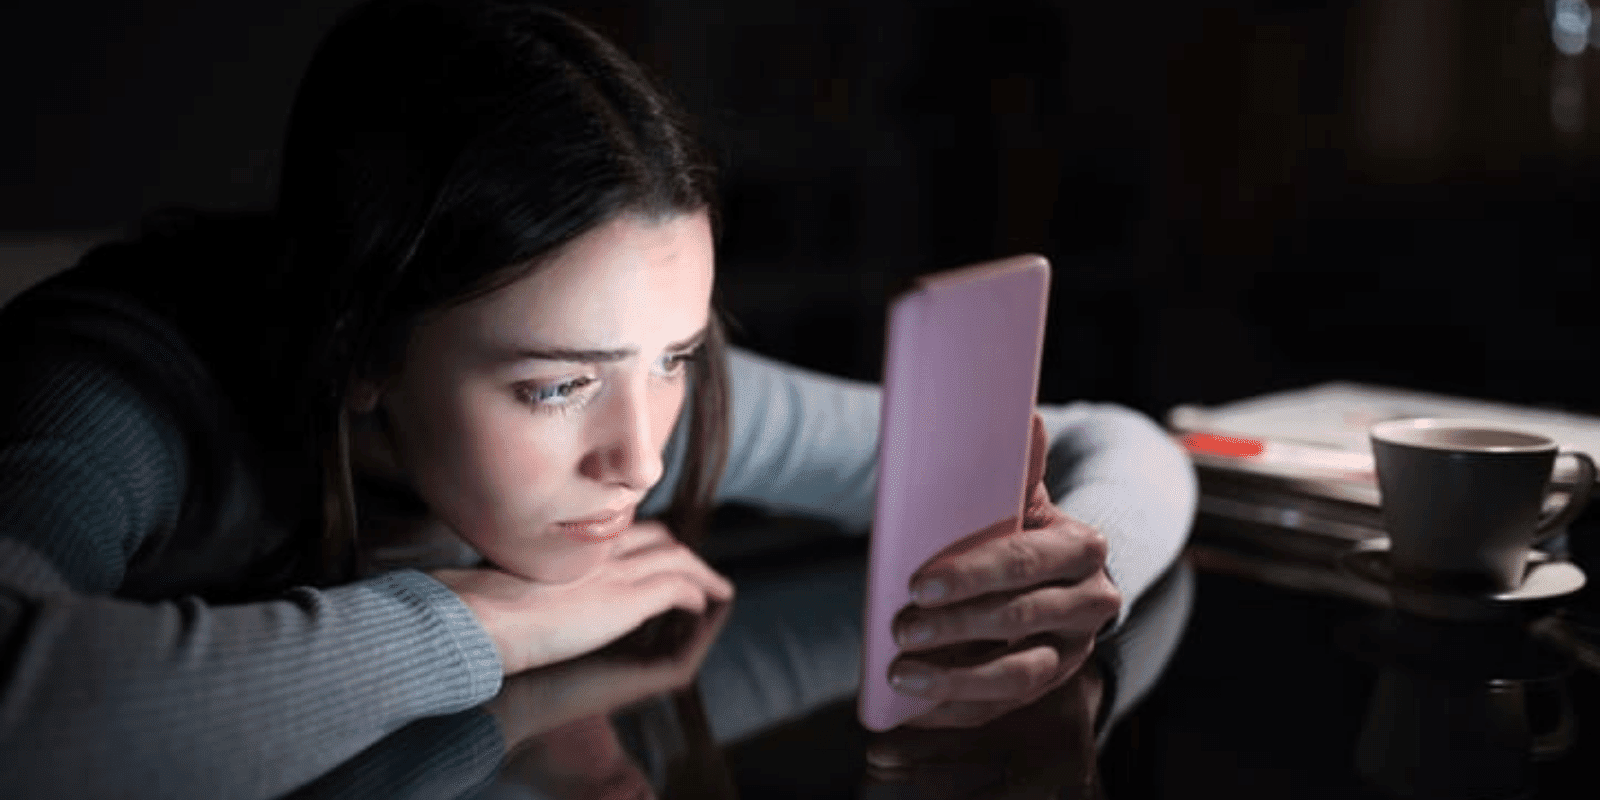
left=858, top=254, right=1051, bottom=732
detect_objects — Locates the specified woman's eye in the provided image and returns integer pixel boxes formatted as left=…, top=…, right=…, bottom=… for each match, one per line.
left=516, top=376, right=598, bottom=410
left=653, top=349, right=699, bottom=379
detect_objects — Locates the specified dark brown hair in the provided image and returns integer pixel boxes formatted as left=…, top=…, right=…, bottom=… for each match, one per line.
left=270, top=0, right=727, bottom=580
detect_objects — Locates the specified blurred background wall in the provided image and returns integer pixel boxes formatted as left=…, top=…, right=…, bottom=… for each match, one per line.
left=4, top=0, right=1598, bottom=419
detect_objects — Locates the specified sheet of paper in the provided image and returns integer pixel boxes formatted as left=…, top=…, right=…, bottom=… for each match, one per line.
left=1170, top=382, right=1600, bottom=487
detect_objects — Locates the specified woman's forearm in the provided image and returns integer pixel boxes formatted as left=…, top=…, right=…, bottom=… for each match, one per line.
left=0, top=541, right=501, bottom=799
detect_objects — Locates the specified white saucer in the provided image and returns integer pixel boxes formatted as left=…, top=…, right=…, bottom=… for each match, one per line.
left=1341, top=539, right=1586, bottom=619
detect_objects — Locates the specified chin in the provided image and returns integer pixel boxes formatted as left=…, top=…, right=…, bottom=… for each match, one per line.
left=501, top=540, right=611, bottom=584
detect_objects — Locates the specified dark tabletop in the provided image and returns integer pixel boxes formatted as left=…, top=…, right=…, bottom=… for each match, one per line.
left=727, top=566, right=1600, bottom=800
left=281, top=539, right=1600, bottom=800
left=1103, top=570, right=1600, bottom=800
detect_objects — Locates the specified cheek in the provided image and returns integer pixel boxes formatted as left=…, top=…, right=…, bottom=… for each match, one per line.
left=453, top=400, right=573, bottom=512
left=394, top=386, right=566, bottom=526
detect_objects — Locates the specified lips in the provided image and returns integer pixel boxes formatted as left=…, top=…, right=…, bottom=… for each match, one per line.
left=554, top=506, right=636, bottom=543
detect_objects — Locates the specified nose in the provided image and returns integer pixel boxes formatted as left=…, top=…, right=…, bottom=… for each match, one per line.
left=579, top=378, right=664, bottom=491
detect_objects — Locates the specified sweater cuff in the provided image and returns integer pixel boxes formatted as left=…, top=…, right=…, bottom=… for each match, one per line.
left=363, top=570, right=504, bottom=708
left=1055, top=481, right=1189, bottom=632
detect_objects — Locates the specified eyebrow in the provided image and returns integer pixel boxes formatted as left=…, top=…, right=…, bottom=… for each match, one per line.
left=502, top=324, right=710, bottom=365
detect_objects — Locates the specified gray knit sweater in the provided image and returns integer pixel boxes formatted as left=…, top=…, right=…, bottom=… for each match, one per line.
left=0, top=260, right=1195, bottom=798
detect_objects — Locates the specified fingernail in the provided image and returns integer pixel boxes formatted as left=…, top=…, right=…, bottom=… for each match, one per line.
left=890, top=669, right=935, bottom=696
left=911, top=579, right=946, bottom=605
left=897, top=623, right=934, bottom=648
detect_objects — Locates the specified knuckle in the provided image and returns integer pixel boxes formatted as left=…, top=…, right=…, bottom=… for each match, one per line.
left=1077, top=528, right=1109, bottom=563
left=636, top=570, right=681, bottom=593
left=1091, top=580, right=1124, bottom=620
left=998, top=537, right=1042, bottom=584
left=1023, top=492, right=1055, bottom=526
left=997, top=596, right=1038, bottom=633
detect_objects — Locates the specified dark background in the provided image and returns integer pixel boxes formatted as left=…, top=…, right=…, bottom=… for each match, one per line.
left=5, top=0, right=1598, bottom=420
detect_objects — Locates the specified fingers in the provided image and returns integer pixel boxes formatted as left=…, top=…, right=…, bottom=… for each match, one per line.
left=892, top=643, right=1063, bottom=702
left=448, top=518, right=735, bottom=674
left=894, top=574, right=1120, bottom=652
left=627, top=567, right=732, bottom=624
left=607, top=521, right=735, bottom=601
left=600, top=525, right=734, bottom=660
left=628, top=549, right=735, bottom=604
left=910, top=520, right=1113, bottom=610
left=628, top=573, right=714, bottom=620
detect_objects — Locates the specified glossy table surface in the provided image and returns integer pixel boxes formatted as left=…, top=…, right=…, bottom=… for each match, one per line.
left=1101, top=571, right=1599, bottom=800
left=283, top=538, right=1600, bottom=799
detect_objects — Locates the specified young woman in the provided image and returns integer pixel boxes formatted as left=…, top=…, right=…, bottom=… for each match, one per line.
left=0, top=1, right=1195, bottom=795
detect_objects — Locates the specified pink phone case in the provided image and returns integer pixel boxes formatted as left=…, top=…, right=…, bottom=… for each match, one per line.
left=858, top=254, right=1051, bottom=732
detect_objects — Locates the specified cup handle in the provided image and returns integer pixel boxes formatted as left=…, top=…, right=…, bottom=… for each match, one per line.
left=1532, top=452, right=1597, bottom=545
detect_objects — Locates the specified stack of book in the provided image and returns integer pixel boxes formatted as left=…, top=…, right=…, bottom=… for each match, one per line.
left=1167, top=382, right=1600, bottom=606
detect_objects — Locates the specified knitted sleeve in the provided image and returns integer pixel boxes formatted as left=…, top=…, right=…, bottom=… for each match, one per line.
left=652, top=347, right=1196, bottom=628
left=0, top=296, right=502, bottom=798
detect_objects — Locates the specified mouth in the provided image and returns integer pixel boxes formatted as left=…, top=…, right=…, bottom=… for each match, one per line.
left=553, top=505, right=636, bottom=543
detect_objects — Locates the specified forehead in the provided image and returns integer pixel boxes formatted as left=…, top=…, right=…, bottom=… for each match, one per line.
left=450, top=211, right=715, bottom=346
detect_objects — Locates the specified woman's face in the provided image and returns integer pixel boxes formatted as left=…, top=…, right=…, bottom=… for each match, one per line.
left=373, top=211, right=714, bottom=583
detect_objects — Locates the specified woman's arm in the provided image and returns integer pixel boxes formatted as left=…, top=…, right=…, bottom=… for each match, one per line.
left=1036, top=402, right=1197, bottom=628
left=706, top=348, right=882, bottom=528
left=666, top=346, right=1196, bottom=624
left=0, top=306, right=502, bottom=798
left=0, top=548, right=501, bottom=797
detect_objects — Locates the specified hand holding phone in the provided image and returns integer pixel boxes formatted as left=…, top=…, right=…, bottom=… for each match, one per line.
left=883, top=411, right=1120, bottom=729
left=860, top=255, right=1069, bottom=731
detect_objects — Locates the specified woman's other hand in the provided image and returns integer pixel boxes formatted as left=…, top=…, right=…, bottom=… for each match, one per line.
left=433, top=520, right=734, bottom=675
left=888, top=413, right=1122, bottom=728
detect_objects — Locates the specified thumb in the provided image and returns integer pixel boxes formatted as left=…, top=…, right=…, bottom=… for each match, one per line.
left=1026, top=410, right=1048, bottom=489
